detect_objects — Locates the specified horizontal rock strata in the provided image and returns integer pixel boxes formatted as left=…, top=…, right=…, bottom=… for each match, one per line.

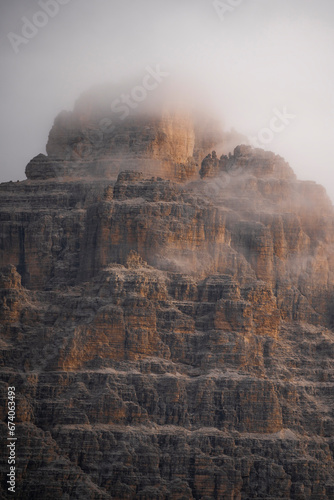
left=0, top=96, right=334, bottom=499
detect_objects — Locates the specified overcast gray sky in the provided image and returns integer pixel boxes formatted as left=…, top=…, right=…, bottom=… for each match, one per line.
left=1, top=0, right=334, bottom=200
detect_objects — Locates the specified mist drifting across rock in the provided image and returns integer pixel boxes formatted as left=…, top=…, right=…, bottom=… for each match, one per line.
left=0, top=78, right=334, bottom=498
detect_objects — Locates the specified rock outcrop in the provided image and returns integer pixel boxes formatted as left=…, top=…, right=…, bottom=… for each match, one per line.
left=0, top=91, right=334, bottom=499
left=24, top=83, right=227, bottom=184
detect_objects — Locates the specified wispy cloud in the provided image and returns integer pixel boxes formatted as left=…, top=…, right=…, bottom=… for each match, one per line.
left=0, top=0, right=333, bottom=201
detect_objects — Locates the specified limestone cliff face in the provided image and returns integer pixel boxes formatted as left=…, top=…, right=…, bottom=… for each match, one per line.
left=26, top=84, right=225, bottom=184
left=44, top=110, right=198, bottom=182
left=0, top=100, right=334, bottom=499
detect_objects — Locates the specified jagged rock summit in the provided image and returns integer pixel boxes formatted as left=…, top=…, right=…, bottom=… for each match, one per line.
left=1, top=88, right=334, bottom=499
left=26, top=81, right=234, bottom=183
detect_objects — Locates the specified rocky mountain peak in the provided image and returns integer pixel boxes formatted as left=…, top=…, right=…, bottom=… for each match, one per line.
left=1, top=88, right=334, bottom=498
left=200, top=144, right=296, bottom=180
left=25, top=82, right=249, bottom=184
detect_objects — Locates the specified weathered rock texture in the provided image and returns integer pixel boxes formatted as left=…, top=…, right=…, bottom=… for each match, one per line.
left=24, top=83, right=226, bottom=185
left=0, top=96, right=334, bottom=499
